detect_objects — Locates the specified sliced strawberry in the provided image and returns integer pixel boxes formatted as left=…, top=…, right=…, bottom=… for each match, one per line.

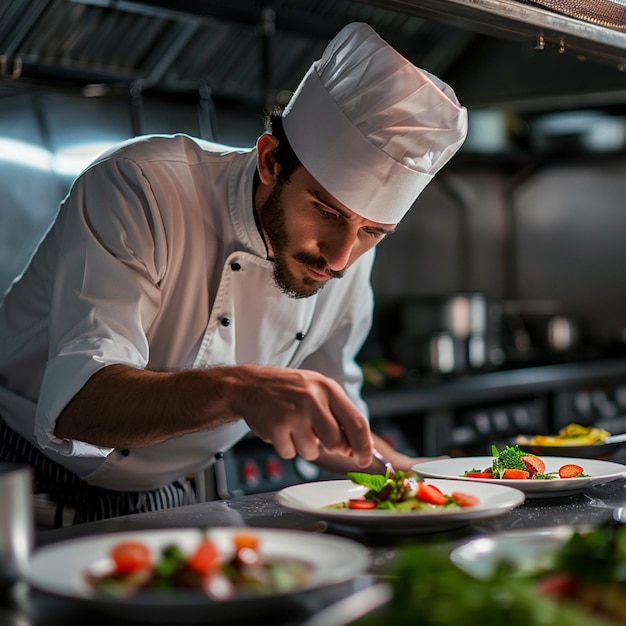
left=520, top=455, right=546, bottom=477
left=416, top=482, right=448, bottom=505
left=558, top=464, right=584, bottom=478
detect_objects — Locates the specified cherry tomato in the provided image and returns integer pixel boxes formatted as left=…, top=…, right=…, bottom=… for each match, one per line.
left=187, top=539, right=221, bottom=575
left=451, top=491, right=480, bottom=507
left=416, top=482, right=447, bottom=505
left=111, top=541, right=152, bottom=574
left=348, top=498, right=377, bottom=510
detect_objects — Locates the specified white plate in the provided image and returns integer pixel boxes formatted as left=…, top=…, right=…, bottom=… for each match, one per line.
left=450, top=526, right=581, bottom=579
left=413, top=456, right=626, bottom=498
left=25, top=527, right=371, bottom=623
left=275, top=479, right=525, bottom=533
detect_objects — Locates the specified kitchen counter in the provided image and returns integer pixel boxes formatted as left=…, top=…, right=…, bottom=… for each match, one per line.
left=2, top=476, right=625, bottom=625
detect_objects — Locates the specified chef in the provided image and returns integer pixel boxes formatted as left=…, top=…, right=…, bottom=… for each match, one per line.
left=0, top=22, right=467, bottom=523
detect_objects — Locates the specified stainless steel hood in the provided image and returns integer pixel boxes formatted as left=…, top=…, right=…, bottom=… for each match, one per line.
left=3, top=0, right=626, bottom=114
left=361, top=0, right=626, bottom=66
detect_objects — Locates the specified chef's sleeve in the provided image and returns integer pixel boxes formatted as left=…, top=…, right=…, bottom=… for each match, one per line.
left=35, top=155, right=167, bottom=456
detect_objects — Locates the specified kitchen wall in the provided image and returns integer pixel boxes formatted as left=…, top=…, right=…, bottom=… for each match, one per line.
left=2, top=88, right=626, bottom=359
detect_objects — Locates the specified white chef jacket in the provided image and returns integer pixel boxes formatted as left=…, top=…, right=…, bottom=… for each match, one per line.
left=0, top=134, right=375, bottom=490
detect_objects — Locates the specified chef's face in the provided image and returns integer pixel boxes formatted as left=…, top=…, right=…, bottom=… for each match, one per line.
left=258, top=163, right=396, bottom=299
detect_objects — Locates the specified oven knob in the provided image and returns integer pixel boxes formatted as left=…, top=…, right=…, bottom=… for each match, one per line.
left=265, top=456, right=283, bottom=481
left=241, top=460, right=260, bottom=487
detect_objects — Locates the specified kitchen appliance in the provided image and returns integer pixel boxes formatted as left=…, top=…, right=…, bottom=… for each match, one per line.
left=380, top=292, right=505, bottom=376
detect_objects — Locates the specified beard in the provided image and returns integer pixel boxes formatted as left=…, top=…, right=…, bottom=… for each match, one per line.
left=258, top=182, right=344, bottom=299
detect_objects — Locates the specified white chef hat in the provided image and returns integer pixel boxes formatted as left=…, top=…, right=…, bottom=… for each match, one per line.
left=282, top=22, right=468, bottom=224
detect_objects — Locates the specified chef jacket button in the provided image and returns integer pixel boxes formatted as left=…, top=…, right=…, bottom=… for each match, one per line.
left=220, top=316, right=231, bottom=327
left=230, top=262, right=241, bottom=271
left=120, top=448, right=130, bottom=457
left=295, top=332, right=305, bottom=341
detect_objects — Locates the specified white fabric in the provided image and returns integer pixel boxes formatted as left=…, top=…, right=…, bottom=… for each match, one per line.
left=0, top=133, right=374, bottom=491
left=283, top=22, right=468, bottom=224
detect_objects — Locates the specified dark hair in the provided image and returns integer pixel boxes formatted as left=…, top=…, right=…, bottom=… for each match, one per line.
left=264, top=107, right=302, bottom=184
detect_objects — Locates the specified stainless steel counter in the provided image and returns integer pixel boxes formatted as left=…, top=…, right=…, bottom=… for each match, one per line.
left=2, top=477, right=625, bottom=625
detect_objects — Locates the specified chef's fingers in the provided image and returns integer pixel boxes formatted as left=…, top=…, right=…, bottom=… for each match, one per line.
left=327, top=392, right=373, bottom=468
left=289, top=433, right=323, bottom=462
left=268, top=429, right=298, bottom=460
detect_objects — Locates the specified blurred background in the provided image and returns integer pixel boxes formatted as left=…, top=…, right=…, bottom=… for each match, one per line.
left=4, top=0, right=626, bottom=497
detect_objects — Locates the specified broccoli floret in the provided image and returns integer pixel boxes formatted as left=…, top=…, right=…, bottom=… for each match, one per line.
left=491, top=444, right=526, bottom=479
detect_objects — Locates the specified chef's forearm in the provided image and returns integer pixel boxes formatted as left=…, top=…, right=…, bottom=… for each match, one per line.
left=54, top=363, right=241, bottom=448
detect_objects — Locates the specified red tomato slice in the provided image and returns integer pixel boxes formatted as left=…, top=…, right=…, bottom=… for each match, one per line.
left=558, top=464, right=584, bottom=478
left=451, top=491, right=480, bottom=507
left=187, top=539, right=221, bottom=575
left=464, top=472, right=493, bottom=479
left=348, top=498, right=377, bottom=510
left=111, top=541, right=152, bottom=574
left=416, top=482, right=447, bottom=505
left=503, top=468, right=530, bottom=479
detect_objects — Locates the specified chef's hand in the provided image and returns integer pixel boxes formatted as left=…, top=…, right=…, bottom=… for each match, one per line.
left=235, top=364, right=374, bottom=468
left=316, top=432, right=449, bottom=476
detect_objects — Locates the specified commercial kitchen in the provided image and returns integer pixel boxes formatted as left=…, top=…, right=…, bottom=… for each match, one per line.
left=1, top=1, right=626, bottom=624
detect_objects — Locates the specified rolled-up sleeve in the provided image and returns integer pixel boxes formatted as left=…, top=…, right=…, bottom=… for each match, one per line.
left=36, top=156, right=168, bottom=455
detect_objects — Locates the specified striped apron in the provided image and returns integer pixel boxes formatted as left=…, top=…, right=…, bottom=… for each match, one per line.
left=0, top=417, right=196, bottom=527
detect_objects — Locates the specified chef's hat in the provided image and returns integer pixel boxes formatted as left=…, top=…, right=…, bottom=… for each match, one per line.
left=282, top=22, right=468, bottom=224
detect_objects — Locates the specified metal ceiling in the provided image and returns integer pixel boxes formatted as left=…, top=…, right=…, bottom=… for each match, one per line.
left=2, top=0, right=626, bottom=113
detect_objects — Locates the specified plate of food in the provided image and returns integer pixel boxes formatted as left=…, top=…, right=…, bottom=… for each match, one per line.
left=413, top=444, right=626, bottom=498
left=450, top=524, right=626, bottom=625
left=275, top=471, right=525, bottom=533
left=515, top=422, right=626, bottom=459
left=24, top=527, right=371, bottom=623
left=357, top=527, right=613, bottom=626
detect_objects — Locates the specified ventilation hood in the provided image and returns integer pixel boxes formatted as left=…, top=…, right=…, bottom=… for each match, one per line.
left=3, top=0, right=626, bottom=114
left=362, top=0, right=626, bottom=66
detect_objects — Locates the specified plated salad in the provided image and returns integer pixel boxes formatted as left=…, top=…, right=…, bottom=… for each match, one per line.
left=86, top=531, right=312, bottom=598
left=517, top=423, right=612, bottom=447
left=462, top=444, right=588, bottom=480
left=324, top=469, right=480, bottom=512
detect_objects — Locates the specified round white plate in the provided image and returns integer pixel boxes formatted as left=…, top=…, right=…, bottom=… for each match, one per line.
left=450, top=526, right=582, bottom=579
left=275, top=478, right=525, bottom=533
left=413, top=456, right=626, bottom=498
left=25, top=527, right=371, bottom=623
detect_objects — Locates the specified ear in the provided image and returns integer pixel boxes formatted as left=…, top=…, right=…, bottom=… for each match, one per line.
left=256, top=133, right=281, bottom=185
